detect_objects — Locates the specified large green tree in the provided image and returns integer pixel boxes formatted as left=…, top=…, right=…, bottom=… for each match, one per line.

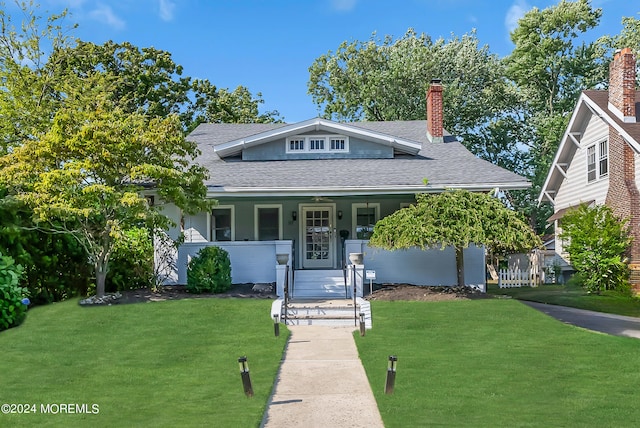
left=504, top=0, right=605, bottom=233
left=307, top=29, right=535, bottom=227
left=50, top=40, right=282, bottom=131
left=369, top=190, right=541, bottom=287
left=0, top=73, right=211, bottom=297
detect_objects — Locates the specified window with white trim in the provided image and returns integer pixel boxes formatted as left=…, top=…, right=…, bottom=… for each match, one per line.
left=289, top=138, right=305, bottom=151
left=286, top=135, right=349, bottom=153
left=587, top=145, right=596, bottom=182
left=352, top=203, right=380, bottom=240
left=587, top=139, right=608, bottom=183
left=211, top=207, right=234, bottom=241
left=309, top=138, right=325, bottom=150
left=255, top=205, right=283, bottom=241
left=330, top=138, right=346, bottom=151
left=599, top=140, right=608, bottom=177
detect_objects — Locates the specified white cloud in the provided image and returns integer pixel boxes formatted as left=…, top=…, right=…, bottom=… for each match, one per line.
left=331, top=0, right=357, bottom=12
left=89, top=3, right=125, bottom=30
left=158, top=0, right=176, bottom=21
left=505, top=0, right=530, bottom=34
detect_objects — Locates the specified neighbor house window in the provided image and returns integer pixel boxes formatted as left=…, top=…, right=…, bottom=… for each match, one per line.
left=587, top=139, right=608, bottom=183
left=255, top=205, right=282, bottom=240
left=599, top=139, right=608, bottom=177
left=211, top=206, right=234, bottom=241
left=587, top=145, right=596, bottom=182
left=352, top=203, right=380, bottom=240
left=286, top=135, right=349, bottom=153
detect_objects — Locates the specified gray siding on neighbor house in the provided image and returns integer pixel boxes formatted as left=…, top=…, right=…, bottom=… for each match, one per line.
left=241, top=135, right=393, bottom=161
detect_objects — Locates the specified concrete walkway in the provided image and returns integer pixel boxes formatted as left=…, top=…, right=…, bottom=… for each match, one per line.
left=261, top=325, right=384, bottom=428
left=522, top=301, right=640, bottom=339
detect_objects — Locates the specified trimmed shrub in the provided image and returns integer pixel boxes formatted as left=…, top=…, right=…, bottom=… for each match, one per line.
left=186, top=246, right=232, bottom=293
left=0, top=252, right=28, bottom=331
left=560, top=204, right=631, bottom=294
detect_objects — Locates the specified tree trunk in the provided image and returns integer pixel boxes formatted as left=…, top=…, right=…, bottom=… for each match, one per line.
left=455, top=246, right=465, bottom=288
left=95, top=268, right=107, bottom=298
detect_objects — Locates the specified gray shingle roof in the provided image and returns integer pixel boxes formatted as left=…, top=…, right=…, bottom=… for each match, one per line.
left=188, top=120, right=529, bottom=195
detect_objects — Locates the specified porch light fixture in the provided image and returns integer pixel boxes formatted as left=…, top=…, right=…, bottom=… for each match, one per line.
left=292, top=211, right=297, bottom=221
left=338, top=210, right=343, bottom=220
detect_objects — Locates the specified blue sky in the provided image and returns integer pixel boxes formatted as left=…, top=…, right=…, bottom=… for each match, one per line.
left=11, top=0, right=640, bottom=122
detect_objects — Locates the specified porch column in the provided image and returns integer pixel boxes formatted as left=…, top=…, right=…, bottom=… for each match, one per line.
left=276, top=265, right=287, bottom=298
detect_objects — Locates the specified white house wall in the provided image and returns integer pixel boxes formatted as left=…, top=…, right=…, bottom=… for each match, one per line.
left=184, top=212, right=209, bottom=242
left=555, top=115, right=609, bottom=210
left=345, top=240, right=486, bottom=290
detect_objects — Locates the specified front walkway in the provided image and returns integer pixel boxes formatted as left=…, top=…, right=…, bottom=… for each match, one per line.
left=261, top=325, right=384, bottom=428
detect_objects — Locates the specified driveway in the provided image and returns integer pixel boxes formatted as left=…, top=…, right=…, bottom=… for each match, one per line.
left=522, top=301, right=640, bottom=339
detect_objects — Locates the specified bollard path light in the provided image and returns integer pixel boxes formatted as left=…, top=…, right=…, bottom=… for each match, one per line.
left=273, top=314, right=280, bottom=337
left=384, top=355, right=398, bottom=394
left=238, top=356, right=254, bottom=397
left=359, top=312, right=366, bottom=336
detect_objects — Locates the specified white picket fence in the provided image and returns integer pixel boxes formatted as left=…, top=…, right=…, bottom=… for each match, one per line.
left=498, top=268, right=537, bottom=288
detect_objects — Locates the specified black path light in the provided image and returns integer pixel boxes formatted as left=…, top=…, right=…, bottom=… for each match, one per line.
left=384, top=355, right=398, bottom=395
left=238, top=356, right=254, bottom=397
left=359, top=312, right=366, bottom=336
left=273, top=314, right=280, bottom=337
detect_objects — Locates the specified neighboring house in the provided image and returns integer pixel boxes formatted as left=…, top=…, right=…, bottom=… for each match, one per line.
left=539, top=48, right=640, bottom=286
left=161, top=80, right=530, bottom=297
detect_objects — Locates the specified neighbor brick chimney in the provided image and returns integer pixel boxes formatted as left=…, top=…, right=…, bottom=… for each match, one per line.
left=605, top=48, right=640, bottom=290
left=427, top=79, right=444, bottom=143
left=609, top=47, right=636, bottom=123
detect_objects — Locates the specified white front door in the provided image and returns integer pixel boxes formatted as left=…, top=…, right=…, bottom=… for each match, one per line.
left=301, top=205, right=335, bottom=269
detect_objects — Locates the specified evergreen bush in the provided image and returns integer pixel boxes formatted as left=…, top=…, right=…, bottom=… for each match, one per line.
left=186, top=246, right=232, bottom=293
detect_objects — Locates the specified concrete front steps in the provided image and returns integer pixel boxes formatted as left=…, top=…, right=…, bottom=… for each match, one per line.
left=270, top=269, right=372, bottom=328
left=271, top=298, right=372, bottom=328
left=291, top=269, right=349, bottom=299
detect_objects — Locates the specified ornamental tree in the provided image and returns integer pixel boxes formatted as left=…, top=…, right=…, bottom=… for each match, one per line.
left=369, top=190, right=541, bottom=287
left=560, top=204, right=631, bottom=294
left=0, top=73, right=211, bottom=298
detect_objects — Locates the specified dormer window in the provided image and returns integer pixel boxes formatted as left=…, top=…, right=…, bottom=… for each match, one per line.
left=289, top=138, right=305, bottom=151
left=310, top=138, right=325, bottom=150
left=286, top=135, right=349, bottom=153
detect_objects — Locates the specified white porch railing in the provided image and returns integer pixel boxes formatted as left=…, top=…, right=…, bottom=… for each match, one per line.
left=498, top=268, right=537, bottom=288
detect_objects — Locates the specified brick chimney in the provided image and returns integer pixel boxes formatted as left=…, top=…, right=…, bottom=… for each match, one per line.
left=427, top=79, right=444, bottom=143
left=605, top=48, right=640, bottom=290
left=608, top=47, right=636, bottom=123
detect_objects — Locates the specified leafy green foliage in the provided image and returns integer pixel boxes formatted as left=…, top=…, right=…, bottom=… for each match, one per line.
left=0, top=192, right=92, bottom=303
left=106, top=227, right=154, bottom=292
left=0, top=252, right=28, bottom=331
left=370, top=190, right=540, bottom=254
left=186, top=246, right=232, bottom=294
left=560, top=205, right=631, bottom=294
left=0, top=72, right=212, bottom=297
left=370, top=190, right=541, bottom=286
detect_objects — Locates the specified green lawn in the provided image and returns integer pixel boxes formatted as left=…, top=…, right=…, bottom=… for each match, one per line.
left=356, top=299, right=640, bottom=427
left=0, top=298, right=288, bottom=427
left=487, top=283, right=640, bottom=317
